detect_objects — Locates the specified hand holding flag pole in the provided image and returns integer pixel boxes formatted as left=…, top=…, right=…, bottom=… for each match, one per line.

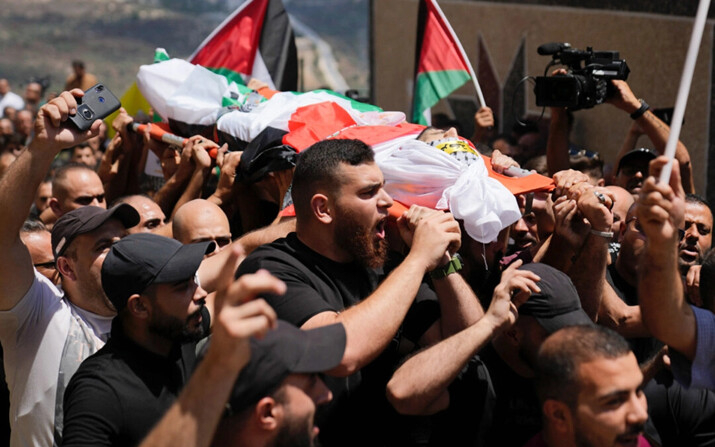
left=130, top=123, right=220, bottom=159
left=658, top=0, right=711, bottom=185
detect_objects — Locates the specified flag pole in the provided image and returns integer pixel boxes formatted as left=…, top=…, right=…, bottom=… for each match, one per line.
left=430, top=0, right=486, bottom=107
left=658, top=0, right=711, bottom=185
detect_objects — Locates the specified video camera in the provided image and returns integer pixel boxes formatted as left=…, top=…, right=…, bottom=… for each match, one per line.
left=533, top=42, right=630, bottom=110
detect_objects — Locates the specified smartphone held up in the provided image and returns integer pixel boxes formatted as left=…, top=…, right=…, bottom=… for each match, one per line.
left=68, top=84, right=121, bottom=131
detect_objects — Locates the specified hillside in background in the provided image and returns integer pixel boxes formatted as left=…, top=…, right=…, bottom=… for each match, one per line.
left=0, top=0, right=368, bottom=98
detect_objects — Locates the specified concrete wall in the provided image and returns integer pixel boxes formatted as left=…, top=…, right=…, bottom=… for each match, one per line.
left=373, top=0, right=714, bottom=195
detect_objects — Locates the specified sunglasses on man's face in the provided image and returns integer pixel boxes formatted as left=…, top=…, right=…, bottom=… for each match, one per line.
left=34, top=261, right=56, bottom=270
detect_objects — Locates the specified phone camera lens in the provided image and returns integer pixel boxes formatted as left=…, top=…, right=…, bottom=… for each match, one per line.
left=95, top=85, right=104, bottom=92
left=81, top=107, right=93, bottom=120
left=98, top=96, right=105, bottom=103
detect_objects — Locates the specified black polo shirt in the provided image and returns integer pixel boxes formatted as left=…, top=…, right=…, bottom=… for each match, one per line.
left=61, top=311, right=208, bottom=447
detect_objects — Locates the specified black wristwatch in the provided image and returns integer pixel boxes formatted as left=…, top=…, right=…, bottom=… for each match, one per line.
left=429, top=253, right=464, bottom=280
left=630, top=99, right=650, bottom=120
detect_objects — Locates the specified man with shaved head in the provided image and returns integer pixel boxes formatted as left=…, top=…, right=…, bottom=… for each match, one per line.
left=173, top=199, right=232, bottom=257
left=19, top=220, right=59, bottom=285
left=115, top=194, right=169, bottom=236
left=48, top=163, right=106, bottom=219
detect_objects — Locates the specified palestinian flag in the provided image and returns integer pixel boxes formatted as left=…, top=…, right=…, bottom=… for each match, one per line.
left=412, top=0, right=472, bottom=125
left=189, top=0, right=298, bottom=91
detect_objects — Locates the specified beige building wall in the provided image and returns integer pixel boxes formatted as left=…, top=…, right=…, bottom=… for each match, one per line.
left=373, top=0, right=713, bottom=193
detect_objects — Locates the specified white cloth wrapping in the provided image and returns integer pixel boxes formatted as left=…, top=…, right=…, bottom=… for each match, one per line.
left=136, top=58, right=242, bottom=125
left=375, top=139, right=520, bottom=243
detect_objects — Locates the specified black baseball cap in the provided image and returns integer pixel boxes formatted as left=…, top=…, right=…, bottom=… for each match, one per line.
left=616, top=148, right=657, bottom=174
left=52, top=204, right=140, bottom=259
left=237, top=127, right=297, bottom=184
left=517, top=262, right=593, bottom=333
left=214, top=320, right=346, bottom=415
left=101, top=233, right=215, bottom=311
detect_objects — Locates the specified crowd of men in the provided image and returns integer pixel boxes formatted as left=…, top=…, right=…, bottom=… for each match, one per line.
left=0, top=61, right=713, bottom=447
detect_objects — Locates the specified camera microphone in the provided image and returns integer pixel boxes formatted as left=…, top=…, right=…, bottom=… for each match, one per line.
left=537, top=42, right=570, bottom=56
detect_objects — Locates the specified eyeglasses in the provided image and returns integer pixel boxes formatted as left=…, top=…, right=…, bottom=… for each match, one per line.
left=34, top=261, right=56, bottom=270
left=569, top=148, right=600, bottom=160
left=214, top=236, right=232, bottom=248
left=619, top=165, right=648, bottom=177
left=193, top=236, right=232, bottom=248
left=74, top=194, right=106, bottom=206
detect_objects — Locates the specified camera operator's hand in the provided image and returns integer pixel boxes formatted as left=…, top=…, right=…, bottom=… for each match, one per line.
left=607, top=80, right=642, bottom=115
left=33, top=89, right=100, bottom=154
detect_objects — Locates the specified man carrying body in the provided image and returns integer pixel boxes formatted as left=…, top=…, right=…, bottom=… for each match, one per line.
left=236, top=138, right=481, bottom=445
left=530, top=325, right=650, bottom=447
left=0, top=89, right=140, bottom=447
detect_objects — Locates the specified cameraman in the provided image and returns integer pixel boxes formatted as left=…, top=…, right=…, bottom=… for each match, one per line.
left=545, top=73, right=693, bottom=195
left=609, top=80, right=694, bottom=195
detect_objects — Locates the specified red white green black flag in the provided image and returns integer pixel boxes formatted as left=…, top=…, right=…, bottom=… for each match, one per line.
left=412, top=0, right=474, bottom=125
left=189, top=0, right=297, bottom=91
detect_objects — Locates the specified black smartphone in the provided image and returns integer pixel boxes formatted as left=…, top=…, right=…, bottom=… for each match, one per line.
left=68, top=84, right=121, bottom=131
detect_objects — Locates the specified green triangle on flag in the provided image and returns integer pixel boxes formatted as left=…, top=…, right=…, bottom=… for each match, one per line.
left=412, top=0, right=473, bottom=125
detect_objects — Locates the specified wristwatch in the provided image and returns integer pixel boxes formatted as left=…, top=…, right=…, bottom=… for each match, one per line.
left=430, top=253, right=464, bottom=280
left=630, top=99, right=650, bottom=120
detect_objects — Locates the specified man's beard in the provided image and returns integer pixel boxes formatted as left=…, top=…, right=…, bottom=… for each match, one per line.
left=573, top=415, right=644, bottom=447
left=148, top=304, right=206, bottom=343
left=269, top=412, right=314, bottom=447
left=334, top=207, right=388, bottom=269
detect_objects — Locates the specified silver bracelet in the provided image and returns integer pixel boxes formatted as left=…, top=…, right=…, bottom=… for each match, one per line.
left=590, top=229, right=614, bottom=238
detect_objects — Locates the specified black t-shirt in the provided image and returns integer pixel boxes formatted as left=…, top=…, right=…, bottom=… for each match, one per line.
left=237, top=233, right=452, bottom=446
left=236, top=232, right=381, bottom=325
left=606, top=264, right=663, bottom=364
left=61, top=313, right=206, bottom=447
left=480, top=343, right=541, bottom=447
left=645, top=370, right=715, bottom=447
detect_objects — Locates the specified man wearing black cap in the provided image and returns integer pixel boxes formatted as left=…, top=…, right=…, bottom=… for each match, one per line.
left=61, top=233, right=218, bottom=446
left=135, top=320, right=342, bottom=447
left=613, top=148, right=657, bottom=196
left=211, top=321, right=344, bottom=447
left=482, top=262, right=594, bottom=446
left=0, top=90, right=140, bottom=447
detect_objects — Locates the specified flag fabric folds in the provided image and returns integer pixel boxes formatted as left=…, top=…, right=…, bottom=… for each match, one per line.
left=412, top=0, right=472, bottom=125
left=188, top=0, right=298, bottom=91
left=137, top=58, right=553, bottom=243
